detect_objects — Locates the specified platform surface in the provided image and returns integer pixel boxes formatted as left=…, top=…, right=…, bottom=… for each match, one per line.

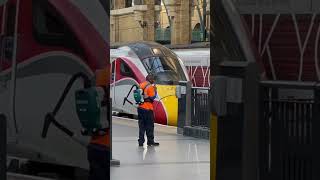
left=111, top=117, right=210, bottom=180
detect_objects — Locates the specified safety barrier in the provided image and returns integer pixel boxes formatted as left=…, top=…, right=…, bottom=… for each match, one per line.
left=0, top=113, right=6, bottom=180
left=191, top=87, right=210, bottom=128
left=155, top=28, right=171, bottom=42
left=259, top=81, right=320, bottom=180
left=191, top=31, right=203, bottom=42
left=183, top=87, right=210, bottom=139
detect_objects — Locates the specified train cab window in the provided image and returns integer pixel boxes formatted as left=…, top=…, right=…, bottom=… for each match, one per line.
left=142, top=56, right=187, bottom=84
left=32, top=0, right=78, bottom=48
left=120, top=61, right=133, bottom=77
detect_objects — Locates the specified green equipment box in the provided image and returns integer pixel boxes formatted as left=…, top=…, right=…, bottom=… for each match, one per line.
left=75, top=87, right=101, bottom=135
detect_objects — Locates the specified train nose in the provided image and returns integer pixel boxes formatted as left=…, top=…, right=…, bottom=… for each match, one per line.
left=154, top=85, right=178, bottom=126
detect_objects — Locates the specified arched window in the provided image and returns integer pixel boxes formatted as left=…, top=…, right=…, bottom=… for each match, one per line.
left=193, top=23, right=201, bottom=31
left=125, top=0, right=133, bottom=7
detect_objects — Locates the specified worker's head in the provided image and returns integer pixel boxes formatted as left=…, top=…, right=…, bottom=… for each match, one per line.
left=146, top=74, right=155, bottom=84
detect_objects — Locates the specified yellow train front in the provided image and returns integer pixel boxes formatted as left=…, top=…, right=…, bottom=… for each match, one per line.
left=110, top=41, right=190, bottom=126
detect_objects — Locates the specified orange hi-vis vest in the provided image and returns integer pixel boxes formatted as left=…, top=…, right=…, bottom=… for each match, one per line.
left=90, top=129, right=110, bottom=147
left=139, top=81, right=157, bottom=111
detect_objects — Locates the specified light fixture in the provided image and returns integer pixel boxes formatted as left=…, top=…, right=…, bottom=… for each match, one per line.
left=152, top=48, right=162, bottom=55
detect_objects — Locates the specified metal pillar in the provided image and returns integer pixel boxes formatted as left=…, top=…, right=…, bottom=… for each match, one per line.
left=0, top=113, right=6, bottom=180
left=203, top=0, right=207, bottom=40
left=213, top=61, right=260, bottom=180
left=185, top=81, right=192, bottom=128
left=177, top=81, right=187, bottom=134
left=177, top=81, right=192, bottom=134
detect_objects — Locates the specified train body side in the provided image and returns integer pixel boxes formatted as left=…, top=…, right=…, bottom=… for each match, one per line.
left=0, top=0, right=108, bottom=170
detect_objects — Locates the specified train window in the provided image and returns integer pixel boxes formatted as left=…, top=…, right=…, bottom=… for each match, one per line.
left=120, top=61, right=133, bottom=77
left=32, top=0, right=78, bottom=48
left=142, top=56, right=187, bottom=84
left=6, top=4, right=15, bottom=36
left=2, top=4, right=16, bottom=61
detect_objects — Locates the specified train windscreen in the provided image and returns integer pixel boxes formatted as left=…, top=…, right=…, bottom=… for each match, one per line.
left=142, top=55, right=187, bottom=85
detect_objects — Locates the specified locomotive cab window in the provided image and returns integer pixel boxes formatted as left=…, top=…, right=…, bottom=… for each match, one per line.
left=120, top=61, right=133, bottom=77
left=142, top=55, right=187, bottom=85
left=32, top=0, right=77, bottom=48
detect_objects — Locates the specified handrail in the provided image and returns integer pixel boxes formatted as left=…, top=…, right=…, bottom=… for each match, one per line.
left=191, top=87, right=210, bottom=90
left=260, top=80, right=320, bottom=89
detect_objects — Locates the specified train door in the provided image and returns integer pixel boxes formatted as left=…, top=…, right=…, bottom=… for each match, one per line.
left=0, top=0, right=19, bottom=142
left=114, top=59, right=137, bottom=114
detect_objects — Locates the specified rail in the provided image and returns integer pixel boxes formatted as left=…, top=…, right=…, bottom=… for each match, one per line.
left=191, top=87, right=210, bottom=128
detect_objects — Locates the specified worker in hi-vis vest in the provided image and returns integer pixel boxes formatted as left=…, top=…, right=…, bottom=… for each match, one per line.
left=87, top=69, right=110, bottom=180
left=138, top=74, right=160, bottom=147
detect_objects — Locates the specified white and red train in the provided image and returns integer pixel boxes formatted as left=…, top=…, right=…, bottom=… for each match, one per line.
left=110, top=42, right=191, bottom=126
left=173, top=48, right=210, bottom=87
left=0, top=0, right=108, bottom=170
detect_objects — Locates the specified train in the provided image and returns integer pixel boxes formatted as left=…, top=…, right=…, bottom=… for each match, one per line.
left=0, top=0, right=108, bottom=172
left=110, top=42, right=190, bottom=126
left=173, top=48, right=210, bottom=87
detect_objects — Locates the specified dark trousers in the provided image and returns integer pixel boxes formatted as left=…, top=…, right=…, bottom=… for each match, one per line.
left=138, top=108, right=155, bottom=144
left=87, top=143, right=110, bottom=180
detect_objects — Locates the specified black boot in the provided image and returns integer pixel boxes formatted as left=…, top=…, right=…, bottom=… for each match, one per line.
left=147, top=142, right=159, bottom=146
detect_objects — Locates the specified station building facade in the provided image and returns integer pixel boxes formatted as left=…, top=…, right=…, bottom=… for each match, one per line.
left=110, top=0, right=210, bottom=45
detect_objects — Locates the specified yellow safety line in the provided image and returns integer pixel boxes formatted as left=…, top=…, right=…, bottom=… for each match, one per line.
left=211, top=113, right=218, bottom=180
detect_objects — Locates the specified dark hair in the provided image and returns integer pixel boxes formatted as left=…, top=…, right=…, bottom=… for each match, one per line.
left=146, top=74, right=155, bottom=82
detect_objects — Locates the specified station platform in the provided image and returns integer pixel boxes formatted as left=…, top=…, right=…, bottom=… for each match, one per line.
left=111, top=117, right=210, bottom=180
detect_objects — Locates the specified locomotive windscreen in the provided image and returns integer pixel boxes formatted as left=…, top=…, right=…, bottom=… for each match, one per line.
left=142, top=55, right=187, bottom=85
left=120, top=42, right=188, bottom=85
